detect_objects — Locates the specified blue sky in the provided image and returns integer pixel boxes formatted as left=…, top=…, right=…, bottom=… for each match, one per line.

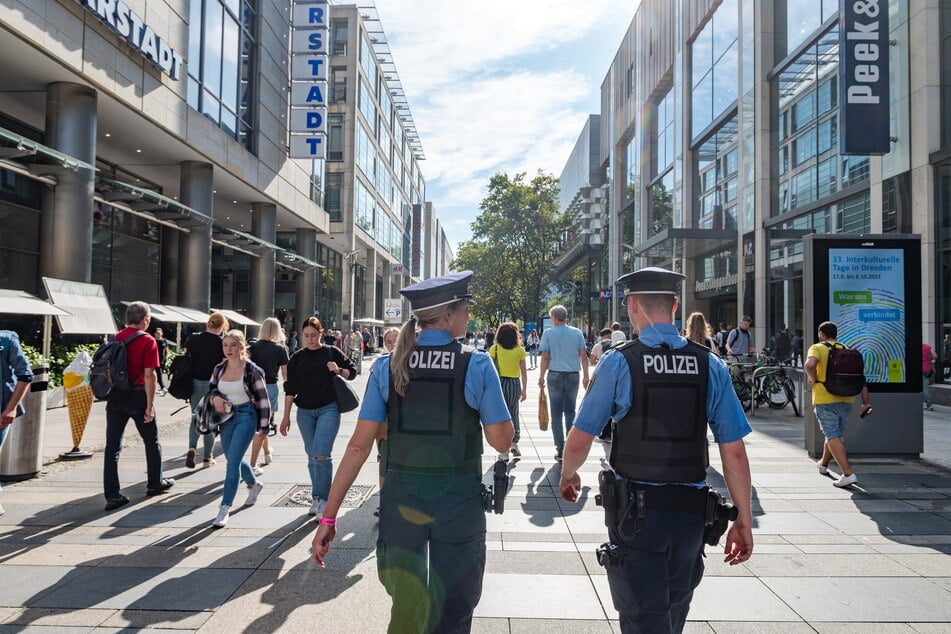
left=373, top=1, right=640, bottom=254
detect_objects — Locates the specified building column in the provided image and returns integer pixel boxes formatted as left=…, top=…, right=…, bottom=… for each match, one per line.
left=39, top=82, right=97, bottom=283
left=250, top=202, right=277, bottom=321
left=295, top=228, right=317, bottom=331
left=160, top=226, right=180, bottom=304
left=178, top=161, right=214, bottom=311
left=365, top=249, right=378, bottom=320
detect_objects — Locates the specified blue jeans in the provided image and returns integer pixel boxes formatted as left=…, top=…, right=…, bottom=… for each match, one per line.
left=103, top=390, right=164, bottom=499
left=189, top=379, right=216, bottom=459
left=529, top=347, right=539, bottom=367
left=266, top=383, right=280, bottom=414
left=923, top=372, right=933, bottom=407
left=815, top=401, right=853, bottom=440
left=547, top=371, right=579, bottom=452
left=296, top=403, right=341, bottom=501
left=217, top=403, right=258, bottom=506
left=0, top=424, right=8, bottom=493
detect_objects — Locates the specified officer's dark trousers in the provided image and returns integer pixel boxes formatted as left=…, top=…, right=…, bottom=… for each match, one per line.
left=377, top=471, right=486, bottom=634
left=606, top=508, right=705, bottom=634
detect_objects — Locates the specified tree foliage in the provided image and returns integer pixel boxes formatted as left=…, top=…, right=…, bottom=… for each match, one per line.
left=454, top=171, right=566, bottom=326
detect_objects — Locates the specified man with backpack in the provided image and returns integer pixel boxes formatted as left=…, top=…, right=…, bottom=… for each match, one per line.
left=102, top=301, right=173, bottom=510
left=804, top=321, right=871, bottom=488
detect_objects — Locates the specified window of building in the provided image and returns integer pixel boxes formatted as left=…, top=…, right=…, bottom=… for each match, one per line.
left=187, top=0, right=257, bottom=151
left=775, top=24, right=866, bottom=216
left=325, top=172, right=343, bottom=221
left=355, top=178, right=374, bottom=233
left=379, top=88, right=392, bottom=131
left=331, top=19, right=348, bottom=55
left=327, top=114, right=344, bottom=162
left=691, top=0, right=739, bottom=140
left=360, top=34, right=377, bottom=88
left=359, top=78, right=376, bottom=133
left=785, top=0, right=839, bottom=56
left=330, top=66, right=347, bottom=103
left=649, top=170, right=674, bottom=237
left=653, top=89, right=676, bottom=176
left=356, top=122, right=375, bottom=181
left=693, top=113, right=739, bottom=229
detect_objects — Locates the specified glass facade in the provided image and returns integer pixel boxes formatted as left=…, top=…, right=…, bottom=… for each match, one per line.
left=691, top=0, right=739, bottom=140
left=187, top=0, right=257, bottom=150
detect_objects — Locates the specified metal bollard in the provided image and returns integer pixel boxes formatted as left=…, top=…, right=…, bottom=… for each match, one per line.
left=0, top=367, right=49, bottom=482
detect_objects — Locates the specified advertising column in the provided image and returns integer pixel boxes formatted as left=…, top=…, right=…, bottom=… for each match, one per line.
left=803, top=234, right=922, bottom=457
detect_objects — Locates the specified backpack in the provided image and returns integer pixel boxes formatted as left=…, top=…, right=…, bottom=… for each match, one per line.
left=167, top=354, right=194, bottom=400
left=820, top=342, right=866, bottom=396
left=89, top=331, right=147, bottom=400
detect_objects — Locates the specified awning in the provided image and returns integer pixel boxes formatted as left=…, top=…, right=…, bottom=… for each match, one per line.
left=629, top=228, right=738, bottom=261
left=214, top=309, right=260, bottom=327
left=164, top=305, right=211, bottom=324
left=122, top=303, right=199, bottom=324
left=0, top=289, right=71, bottom=316
left=353, top=318, right=385, bottom=326
left=42, top=277, right=117, bottom=335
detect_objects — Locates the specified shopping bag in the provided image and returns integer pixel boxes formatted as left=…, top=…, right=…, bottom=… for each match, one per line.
left=538, top=386, right=549, bottom=431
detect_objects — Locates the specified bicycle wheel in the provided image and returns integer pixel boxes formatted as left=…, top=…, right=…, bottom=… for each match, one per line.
left=765, top=375, right=789, bottom=409
left=783, top=377, right=801, bottom=416
left=732, top=372, right=753, bottom=412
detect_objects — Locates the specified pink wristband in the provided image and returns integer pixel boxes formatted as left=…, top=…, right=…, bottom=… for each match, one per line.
left=318, top=517, right=336, bottom=526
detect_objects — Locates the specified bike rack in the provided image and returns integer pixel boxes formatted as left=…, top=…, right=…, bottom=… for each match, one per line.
left=751, top=364, right=803, bottom=416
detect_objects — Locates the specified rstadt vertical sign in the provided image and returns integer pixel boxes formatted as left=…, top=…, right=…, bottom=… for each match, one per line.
left=289, top=0, right=328, bottom=159
left=838, top=0, right=890, bottom=155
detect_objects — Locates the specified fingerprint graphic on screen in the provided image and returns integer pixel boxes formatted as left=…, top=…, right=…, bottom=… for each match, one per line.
left=834, top=287, right=905, bottom=383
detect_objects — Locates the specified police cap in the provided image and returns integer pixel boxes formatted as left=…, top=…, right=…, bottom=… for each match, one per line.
left=400, top=271, right=475, bottom=311
left=616, top=266, right=685, bottom=297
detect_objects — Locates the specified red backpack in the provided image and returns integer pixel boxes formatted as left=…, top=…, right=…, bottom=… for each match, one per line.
left=821, top=342, right=866, bottom=396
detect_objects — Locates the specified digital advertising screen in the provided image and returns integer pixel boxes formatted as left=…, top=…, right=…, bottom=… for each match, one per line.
left=811, top=236, right=921, bottom=393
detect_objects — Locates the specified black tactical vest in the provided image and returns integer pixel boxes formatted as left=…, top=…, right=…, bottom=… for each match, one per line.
left=609, top=339, right=710, bottom=482
left=386, top=342, right=483, bottom=475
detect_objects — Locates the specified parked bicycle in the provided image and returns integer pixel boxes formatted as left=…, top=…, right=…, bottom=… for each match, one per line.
left=726, top=352, right=800, bottom=416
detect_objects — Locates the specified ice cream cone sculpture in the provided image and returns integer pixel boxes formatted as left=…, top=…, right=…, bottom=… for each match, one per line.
left=65, top=378, right=93, bottom=448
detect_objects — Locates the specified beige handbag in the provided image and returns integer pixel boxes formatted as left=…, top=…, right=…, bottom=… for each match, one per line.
left=538, top=387, right=549, bottom=431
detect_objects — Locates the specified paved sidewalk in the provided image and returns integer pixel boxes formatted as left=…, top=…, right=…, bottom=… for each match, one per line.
left=0, top=357, right=949, bottom=632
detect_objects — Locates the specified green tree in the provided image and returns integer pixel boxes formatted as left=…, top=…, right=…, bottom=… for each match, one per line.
left=454, top=171, right=566, bottom=327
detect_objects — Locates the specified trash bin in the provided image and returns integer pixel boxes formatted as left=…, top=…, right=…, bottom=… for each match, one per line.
left=0, top=366, right=49, bottom=482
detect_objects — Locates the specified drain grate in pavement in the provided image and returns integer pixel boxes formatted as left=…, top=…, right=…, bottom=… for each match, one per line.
left=273, top=484, right=375, bottom=508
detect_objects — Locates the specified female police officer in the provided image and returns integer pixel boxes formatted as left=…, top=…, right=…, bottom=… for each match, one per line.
left=311, top=271, right=514, bottom=633
left=559, top=267, right=753, bottom=633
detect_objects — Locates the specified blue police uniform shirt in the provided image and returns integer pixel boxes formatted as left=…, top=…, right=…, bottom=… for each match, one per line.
left=359, top=328, right=511, bottom=426
left=539, top=325, right=587, bottom=372
left=573, top=323, right=751, bottom=484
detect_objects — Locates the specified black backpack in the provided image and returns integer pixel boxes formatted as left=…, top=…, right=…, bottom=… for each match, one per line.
left=89, top=331, right=147, bottom=399
left=820, top=342, right=866, bottom=396
left=167, top=354, right=194, bottom=400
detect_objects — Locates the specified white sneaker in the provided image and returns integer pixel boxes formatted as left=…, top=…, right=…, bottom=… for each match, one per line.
left=818, top=462, right=830, bottom=475
left=212, top=504, right=231, bottom=528
left=497, top=452, right=509, bottom=462
left=245, top=482, right=264, bottom=506
left=263, top=452, right=273, bottom=465
left=833, top=473, right=858, bottom=488
left=308, top=498, right=326, bottom=516
left=511, top=443, right=521, bottom=458
left=253, top=467, right=264, bottom=477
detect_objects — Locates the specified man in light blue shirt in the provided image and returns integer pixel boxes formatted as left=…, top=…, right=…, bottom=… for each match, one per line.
left=537, top=304, right=589, bottom=462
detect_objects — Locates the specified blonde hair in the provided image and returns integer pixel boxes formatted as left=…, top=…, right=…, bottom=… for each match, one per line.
left=391, top=299, right=467, bottom=397
left=258, top=317, right=283, bottom=343
left=222, top=329, right=249, bottom=361
left=208, top=311, right=230, bottom=331
left=686, top=312, right=710, bottom=346
left=382, top=327, right=399, bottom=352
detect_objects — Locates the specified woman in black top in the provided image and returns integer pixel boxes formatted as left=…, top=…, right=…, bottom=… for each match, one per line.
left=153, top=328, right=169, bottom=394
left=249, top=317, right=290, bottom=473
left=184, top=312, right=229, bottom=468
left=279, top=317, right=357, bottom=516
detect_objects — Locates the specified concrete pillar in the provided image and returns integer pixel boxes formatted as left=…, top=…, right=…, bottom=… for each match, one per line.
left=39, top=82, right=97, bottom=283
left=249, top=202, right=277, bottom=321
left=365, top=249, right=378, bottom=320
left=295, top=228, right=317, bottom=331
left=178, top=161, right=214, bottom=311
left=160, top=226, right=180, bottom=304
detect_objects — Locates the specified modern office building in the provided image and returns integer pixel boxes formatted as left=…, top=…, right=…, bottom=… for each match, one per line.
left=557, top=0, right=944, bottom=352
left=0, top=0, right=442, bottom=337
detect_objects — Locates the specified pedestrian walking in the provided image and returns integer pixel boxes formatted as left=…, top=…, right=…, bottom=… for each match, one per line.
left=248, top=317, right=289, bottom=473
left=923, top=342, right=937, bottom=411
left=526, top=328, right=540, bottom=369
left=279, top=317, right=357, bottom=516
left=206, top=330, right=269, bottom=528
left=310, top=271, right=513, bottom=632
left=103, top=302, right=174, bottom=511
left=685, top=312, right=718, bottom=352
left=805, top=321, right=872, bottom=487
left=153, top=328, right=169, bottom=395
left=184, top=312, right=229, bottom=469
left=0, top=329, right=33, bottom=516
left=373, top=327, right=400, bottom=517
left=589, top=328, right=615, bottom=365
left=488, top=322, right=527, bottom=460
left=558, top=267, right=753, bottom=633
left=537, top=305, right=589, bottom=462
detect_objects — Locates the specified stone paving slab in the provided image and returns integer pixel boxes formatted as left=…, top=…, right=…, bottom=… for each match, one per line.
left=475, top=573, right=606, bottom=620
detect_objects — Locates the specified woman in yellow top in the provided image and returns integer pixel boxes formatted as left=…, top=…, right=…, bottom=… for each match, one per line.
left=489, top=322, right=527, bottom=460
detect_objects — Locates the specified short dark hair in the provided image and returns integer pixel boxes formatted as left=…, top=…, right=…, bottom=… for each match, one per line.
left=818, top=321, right=837, bottom=338
left=302, top=317, right=323, bottom=332
left=495, top=322, right=520, bottom=349
left=600, top=328, right=612, bottom=336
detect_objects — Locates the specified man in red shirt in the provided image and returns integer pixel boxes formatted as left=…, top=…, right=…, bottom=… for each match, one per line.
left=103, top=301, right=173, bottom=510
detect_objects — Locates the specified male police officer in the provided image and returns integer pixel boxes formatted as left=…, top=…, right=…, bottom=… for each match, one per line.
left=559, top=267, right=753, bottom=633
left=312, top=271, right=513, bottom=633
